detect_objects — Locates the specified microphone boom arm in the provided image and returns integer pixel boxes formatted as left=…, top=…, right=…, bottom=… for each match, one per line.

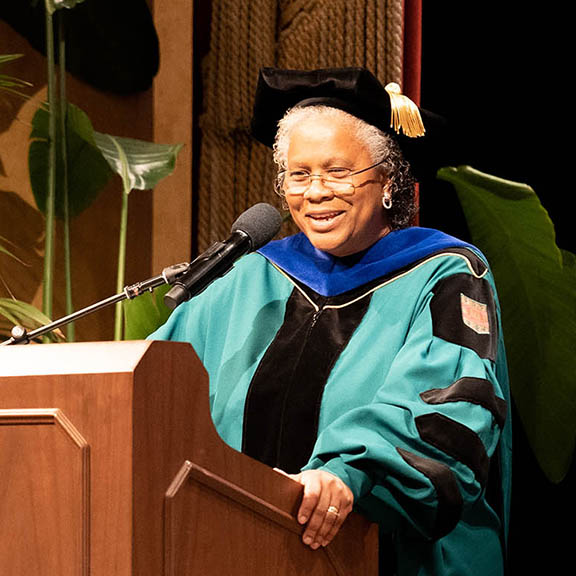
left=2, top=202, right=282, bottom=346
left=1, top=262, right=190, bottom=346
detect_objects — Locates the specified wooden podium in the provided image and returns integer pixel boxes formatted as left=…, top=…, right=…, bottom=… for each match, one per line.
left=0, top=340, right=378, bottom=576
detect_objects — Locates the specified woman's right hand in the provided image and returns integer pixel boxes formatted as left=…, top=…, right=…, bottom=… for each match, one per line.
left=287, top=469, right=354, bottom=549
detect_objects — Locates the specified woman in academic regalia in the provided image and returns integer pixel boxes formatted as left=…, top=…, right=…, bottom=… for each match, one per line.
left=151, top=67, right=512, bottom=576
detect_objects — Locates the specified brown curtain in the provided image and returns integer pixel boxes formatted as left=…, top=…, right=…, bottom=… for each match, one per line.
left=197, top=0, right=408, bottom=251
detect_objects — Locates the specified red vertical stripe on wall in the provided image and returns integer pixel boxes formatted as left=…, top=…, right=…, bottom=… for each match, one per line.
left=402, top=0, right=422, bottom=104
left=401, top=0, right=422, bottom=221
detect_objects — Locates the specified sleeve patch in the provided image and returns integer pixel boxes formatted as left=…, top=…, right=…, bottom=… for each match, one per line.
left=460, top=293, right=490, bottom=335
left=430, top=273, right=498, bottom=361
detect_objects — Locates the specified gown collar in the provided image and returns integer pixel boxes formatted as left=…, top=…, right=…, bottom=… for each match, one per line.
left=257, top=227, right=477, bottom=297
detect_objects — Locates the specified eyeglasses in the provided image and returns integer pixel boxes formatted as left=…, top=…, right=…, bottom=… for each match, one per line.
left=275, top=158, right=385, bottom=197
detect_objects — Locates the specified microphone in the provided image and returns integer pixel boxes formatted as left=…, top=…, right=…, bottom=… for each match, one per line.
left=163, top=202, right=282, bottom=310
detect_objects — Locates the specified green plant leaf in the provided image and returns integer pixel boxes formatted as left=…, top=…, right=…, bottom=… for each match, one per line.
left=122, top=284, right=172, bottom=340
left=0, top=235, right=28, bottom=297
left=29, top=102, right=113, bottom=219
left=0, top=53, right=32, bottom=98
left=0, top=54, right=23, bottom=65
left=438, top=165, right=576, bottom=483
left=91, top=132, right=182, bottom=340
left=92, top=132, right=183, bottom=192
left=0, top=297, right=64, bottom=342
left=0, top=236, right=26, bottom=265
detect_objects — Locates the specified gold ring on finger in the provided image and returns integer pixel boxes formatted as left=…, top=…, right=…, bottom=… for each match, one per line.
left=327, top=505, right=339, bottom=516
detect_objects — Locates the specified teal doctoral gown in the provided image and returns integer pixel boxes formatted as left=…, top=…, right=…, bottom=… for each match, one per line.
left=150, top=227, right=512, bottom=576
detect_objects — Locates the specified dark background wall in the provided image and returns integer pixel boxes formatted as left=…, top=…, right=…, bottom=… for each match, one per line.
left=419, top=4, right=572, bottom=252
left=419, top=4, right=572, bottom=573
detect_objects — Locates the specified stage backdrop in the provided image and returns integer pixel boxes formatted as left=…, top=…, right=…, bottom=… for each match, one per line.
left=194, top=0, right=422, bottom=251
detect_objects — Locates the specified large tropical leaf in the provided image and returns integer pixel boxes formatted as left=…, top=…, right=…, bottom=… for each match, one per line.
left=29, top=102, right=113, bottom=219
left=122, top=283, right=172, bottom=340
left=438, top=165, right=576, bottom=483
left=92, top=132, right=183, bottom=192
left=91, top=131, right=182, bottom=340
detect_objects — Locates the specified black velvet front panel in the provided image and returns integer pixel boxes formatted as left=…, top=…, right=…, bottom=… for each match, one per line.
left=242, top=286, right=372, bottom=473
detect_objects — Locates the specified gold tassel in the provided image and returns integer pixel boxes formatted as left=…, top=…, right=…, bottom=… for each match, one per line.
left=384, top=82, right=426, bottom=138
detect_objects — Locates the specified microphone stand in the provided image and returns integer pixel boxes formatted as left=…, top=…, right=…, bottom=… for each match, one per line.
left=1, top=262, right=190, bottom=347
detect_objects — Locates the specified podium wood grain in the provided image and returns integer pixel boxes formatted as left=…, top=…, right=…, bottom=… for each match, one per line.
left=0, top=341, right=378, bottom=575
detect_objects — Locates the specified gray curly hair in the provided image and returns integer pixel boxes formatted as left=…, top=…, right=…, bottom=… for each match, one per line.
left=272, top=105, right=417, bottom=229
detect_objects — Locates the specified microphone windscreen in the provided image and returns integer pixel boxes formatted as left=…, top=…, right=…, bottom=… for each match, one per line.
left=231, top=203, right=282, bottom=249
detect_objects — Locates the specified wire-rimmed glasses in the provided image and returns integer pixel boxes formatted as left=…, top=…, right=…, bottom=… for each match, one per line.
left=274, top=158, right=385, bottom=197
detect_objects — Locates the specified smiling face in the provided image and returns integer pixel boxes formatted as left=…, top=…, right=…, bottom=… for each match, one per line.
left=284, top=115, right=391, bottom=257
